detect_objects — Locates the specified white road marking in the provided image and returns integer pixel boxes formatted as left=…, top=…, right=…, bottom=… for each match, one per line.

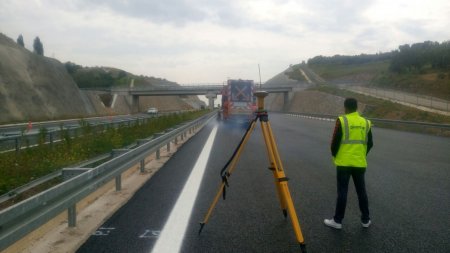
left=151, top=125, right=218, bottom=253
left=140, top=229, right=161, bottom=238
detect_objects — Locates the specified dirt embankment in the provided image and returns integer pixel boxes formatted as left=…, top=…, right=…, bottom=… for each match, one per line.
left=0, top=33, right=95, bottom=123
left=287, top=90, right=366, bottom=115
left=262, top=66, right=365, bottom=115
left=264, top=67, right=312, bottom=111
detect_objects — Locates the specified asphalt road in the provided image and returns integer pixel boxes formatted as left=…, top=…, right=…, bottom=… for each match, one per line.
left=77, top=113, right=450, bottom=253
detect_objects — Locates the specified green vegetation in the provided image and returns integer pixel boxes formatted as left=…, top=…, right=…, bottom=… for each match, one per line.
left=305, top=41, right=450, bottom=100
left=65, top=62, right=129, bottom=88
left=65, top=62, right=180, bottom=89
left=0, top=110, right=210, bottom=195
left=370, top=68, right=450, bottom=100
left=16, top=34, right=24, bottom=47
left=33, top=36, right=44, bottom=56
left=309, top=61, right=389, bottom=80
left=390, top=41, right=450, bottom=73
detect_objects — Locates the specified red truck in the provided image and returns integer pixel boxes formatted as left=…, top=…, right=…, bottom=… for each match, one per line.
left=220, top=79, right=256, bottom=123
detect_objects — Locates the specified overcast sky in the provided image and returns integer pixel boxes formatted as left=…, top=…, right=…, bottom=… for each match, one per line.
left=1, top=0, right=449, bottom=84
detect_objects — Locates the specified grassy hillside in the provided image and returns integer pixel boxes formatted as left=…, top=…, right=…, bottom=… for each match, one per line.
left=308, top=61, right=389, bottom=81
left=65, top=62, right=179, bottom=88
left=370, top=67, right=450, bottom=100
left=311, top=85, right=450, bottom=124
left=307, top=62, right=450, bottom=100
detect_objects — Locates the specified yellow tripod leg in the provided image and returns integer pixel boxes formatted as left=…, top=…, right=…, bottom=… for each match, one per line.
left=264, top=121, right=289, bottom=212
left=259, top=121, right=288, bottom=216
left=262, top=120, right=306, bottom=248
left=199, top=119, right=258, bottom=234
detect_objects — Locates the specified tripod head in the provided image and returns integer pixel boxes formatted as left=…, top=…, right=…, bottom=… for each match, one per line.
left=254, top=91, right=269, bottom=111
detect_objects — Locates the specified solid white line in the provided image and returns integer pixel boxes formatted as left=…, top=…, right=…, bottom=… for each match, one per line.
left=151, top=125, right=218, bottom=253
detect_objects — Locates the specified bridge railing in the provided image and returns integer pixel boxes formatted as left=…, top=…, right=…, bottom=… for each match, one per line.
left=0, top=111, right=216, bottom=252
left=86, top=84, right=294, bottom=93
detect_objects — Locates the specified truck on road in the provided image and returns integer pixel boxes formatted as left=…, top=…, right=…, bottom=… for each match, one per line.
left=220, top=79, right=256, bottom=124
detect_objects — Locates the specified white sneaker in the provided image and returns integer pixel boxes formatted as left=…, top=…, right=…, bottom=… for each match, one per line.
left=361, top=220, right=371, bottom=228
left=324, top=218, right=342, bottom=229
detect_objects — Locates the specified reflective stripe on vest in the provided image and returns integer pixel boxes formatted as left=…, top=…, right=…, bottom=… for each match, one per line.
left=341, top=116, right=369, bottom=144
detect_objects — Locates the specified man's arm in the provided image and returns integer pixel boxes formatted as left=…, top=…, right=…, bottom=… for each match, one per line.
left=366, top=129, right=373, bottom=155
left=331, top=119, right=342, bottom=157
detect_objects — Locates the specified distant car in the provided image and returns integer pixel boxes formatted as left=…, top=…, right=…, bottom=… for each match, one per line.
left=146, top=107, right=158, bottom=114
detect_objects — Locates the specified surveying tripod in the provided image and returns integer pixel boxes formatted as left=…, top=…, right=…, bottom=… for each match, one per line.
left=199, top=91, right=307, bottom=252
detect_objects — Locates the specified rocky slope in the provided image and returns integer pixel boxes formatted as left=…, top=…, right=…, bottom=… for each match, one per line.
left=0, top=33, right=95, bottom=123
left=0, top=33, right=204, bottom=123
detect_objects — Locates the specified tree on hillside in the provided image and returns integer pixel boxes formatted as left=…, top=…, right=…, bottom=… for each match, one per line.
left=33, top=36, right=44, bottom=56
left=64, top=62, right=83, bottom=74
left=307, top=52, right=393, bottom=66
left=16, top=34, right=25, bottom=47
left=389, top=41, right=450, bottom=73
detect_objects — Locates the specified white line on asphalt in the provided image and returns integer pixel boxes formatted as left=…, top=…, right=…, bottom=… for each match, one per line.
left=151, top=125, right=218, bottom=253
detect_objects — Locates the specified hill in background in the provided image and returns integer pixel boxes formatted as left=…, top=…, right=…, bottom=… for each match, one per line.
left=263, top=40, right=450, bottom=123
left=0, top=33, right=204, bottom=123
left=305, top=41, right=450, bottom=100
left=0, top=33, right=95, bottom=123
left=65, top=63, right=204, bottom=114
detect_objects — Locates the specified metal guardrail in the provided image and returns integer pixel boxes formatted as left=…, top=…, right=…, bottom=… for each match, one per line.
left=0, top=153, right=111, bottom=204
left=0, top=112, right=182, bottom=153
left=285, top=112, right=450, bottom=129
left=0, top=111, right=215, bottom=251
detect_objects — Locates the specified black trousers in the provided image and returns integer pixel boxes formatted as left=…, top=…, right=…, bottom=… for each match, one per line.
left=333, top=166, right=370, bottom=223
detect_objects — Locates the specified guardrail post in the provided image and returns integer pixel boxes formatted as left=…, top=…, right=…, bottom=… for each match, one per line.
left=154, top=133, right=165, bottom=160
left=167, top=142, right=171, bottom=152
left=174, top=136, right=178, bottom=145
left=15, top=137, right=19, bottom=153
left=140, top=159, right=145, bottom=173
left=115, top=175, right=122, bottom=191
left=156, top=148, right=160, bottom=159
left=112, top=149, right=129, bottom=191
left=68, top=204, right=77, bottom=227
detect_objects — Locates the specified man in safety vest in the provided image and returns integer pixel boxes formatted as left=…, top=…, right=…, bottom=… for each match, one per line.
left=324, top=98, right=373, bottom=229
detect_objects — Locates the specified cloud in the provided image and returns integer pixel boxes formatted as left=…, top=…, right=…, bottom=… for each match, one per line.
left=57, top=0, right=237, bottom=26
left=1, top=0, right=449, bottom=83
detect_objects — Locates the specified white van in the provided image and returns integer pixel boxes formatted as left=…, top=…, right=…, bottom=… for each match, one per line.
left=146, top=107, right=158, bottom=114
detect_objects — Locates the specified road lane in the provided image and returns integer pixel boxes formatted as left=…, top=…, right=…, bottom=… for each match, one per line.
left=78, top=113, right=450, bottom=253
left=151, top=125, right=218, bottom=253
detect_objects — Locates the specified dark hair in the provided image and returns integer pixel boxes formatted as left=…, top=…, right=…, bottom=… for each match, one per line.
left=344, top=98, right=358, bottom=112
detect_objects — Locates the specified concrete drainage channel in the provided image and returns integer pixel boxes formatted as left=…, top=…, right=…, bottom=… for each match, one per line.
left=0, top=111, right=216, bottom=253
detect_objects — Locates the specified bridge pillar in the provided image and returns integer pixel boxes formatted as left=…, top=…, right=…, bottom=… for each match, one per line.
left=283, top=92, right=289, bottom=111
left=205, top=92, right=217, bottom=109
left=131, top=95, right=139, bottom=113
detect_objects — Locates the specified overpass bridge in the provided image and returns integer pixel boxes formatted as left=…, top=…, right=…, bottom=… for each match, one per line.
left=82, top=85, right=293, bottom=112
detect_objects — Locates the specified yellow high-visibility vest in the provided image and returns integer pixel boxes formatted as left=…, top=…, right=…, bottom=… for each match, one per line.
left=333, top=112, right=371, bottom=167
